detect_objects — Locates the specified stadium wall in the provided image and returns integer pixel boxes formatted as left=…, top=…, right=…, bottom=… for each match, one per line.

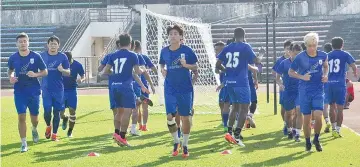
left=72, top=22, right=125, bottom=80
left=1, top=8, right=86, bottom=26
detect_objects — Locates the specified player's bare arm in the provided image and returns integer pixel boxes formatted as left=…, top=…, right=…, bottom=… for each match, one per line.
left=288, top=69, right=310, bottom=81
left=98, top=64, right=105, bottom=72
left=103, top=64, right=112, bottom=75
left=26, top=69, right=48, bottom=78
left=322, top=58, right=329, bottom=83
left=134, top=65, right=144, bottom=75
left=160, top=64, right=167, bottom=77
left=7, top=69, right=18, bottom=84
left=192, top=69, right=199, bottom=85
left=132, top=70, right=150, bottom=94
left=58, top=64, right=70, bottom=76
left=180, top=58, right=198, bottom=71
left=276, top=73, right=284, bottom=91
left=142, top=70, right=155, bottom=94
left=349, top=63, right=358, bottom=78
left=216, top=59, right=226, bottom=72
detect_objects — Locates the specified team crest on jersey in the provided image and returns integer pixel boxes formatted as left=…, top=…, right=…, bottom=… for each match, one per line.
left=30, top=58, right=34, bottom=64
left=319, top=60, right=323, bottom=65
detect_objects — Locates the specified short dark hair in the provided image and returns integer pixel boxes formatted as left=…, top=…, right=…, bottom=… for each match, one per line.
left=134, top=40, right=141, bottom=50
left=226, top=38, right=235, bottom=45
left=283, top=39, right=293, bottom=48
left=214, top=41, right=225, bottom=47
left=234, top=27, right=245, bottom=39
left=115, top=39, right=120, bottom=47
left=167, top=25, right=183, bottom=36
left=64, top=52, right=72, bottom=61
left=16, top=32, right=29, bottom=41
left=118, top=33, right=132, bottom=47
left=331, top=37, right=343, bottom=50
left=323, top=43, right=332, bottom=53
left=290, top=43, right=302, bottom=52
left=301, top=42, right=306, bottom=50
left=47, top=35, right=60, bottom=44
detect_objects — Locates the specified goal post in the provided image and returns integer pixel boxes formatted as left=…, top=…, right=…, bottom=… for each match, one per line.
left=141, top=8, right=220, bottom=113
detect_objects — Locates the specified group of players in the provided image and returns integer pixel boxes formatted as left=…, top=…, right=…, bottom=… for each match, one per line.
left=7, top=24, right=357, bottom=156
left=8, top=33, right=86, bottom=152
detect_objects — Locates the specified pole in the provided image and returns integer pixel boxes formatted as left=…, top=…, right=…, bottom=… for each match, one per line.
left=266, top=14, right=269, bottom=103
left=272, top=0, right=277, bottom=115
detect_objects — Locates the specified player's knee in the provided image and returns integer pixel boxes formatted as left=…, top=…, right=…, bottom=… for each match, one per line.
left=18, top=114, right=26, bottom=122
left=313, top=110, right=323, bottom=117
left=167, top=117, right=177, bottom=133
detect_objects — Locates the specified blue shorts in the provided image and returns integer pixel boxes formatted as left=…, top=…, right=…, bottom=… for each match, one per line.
left=42, top=89, right=65, bottom=112
left=165, top=91, right=193, bottom=116
left=279, top=90, right=284, bottom=105
left=250, top=84, right=257, bottom=102
left=112, top=85, right=136, bottom=109
left=141, top=84, right=149, bottom=98
left=219, top=87, right=230, bottom=103
left=14, top=93, right=40, bottom=115
left=64, top=90, right=77, bottom=110
left=299, top=89, right=324, bottom=115
left=283, top=91, right=298, bottom=111
left=227, top=86, right=251, bottom=104
left=326, top=84, right=346, bottom=105
left=133, top=85, right=141, bottom=98
left=108, top=88, right=116, bottom=109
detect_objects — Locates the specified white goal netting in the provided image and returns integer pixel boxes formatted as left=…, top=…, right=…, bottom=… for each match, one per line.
left=141, top=8, right=219, bottom=113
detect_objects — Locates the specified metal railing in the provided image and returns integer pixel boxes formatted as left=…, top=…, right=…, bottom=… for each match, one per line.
left=61, top=7, right=131, bottom=52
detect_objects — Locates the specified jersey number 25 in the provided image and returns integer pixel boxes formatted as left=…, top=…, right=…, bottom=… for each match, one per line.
left=225, top=52, right=239, bottom=68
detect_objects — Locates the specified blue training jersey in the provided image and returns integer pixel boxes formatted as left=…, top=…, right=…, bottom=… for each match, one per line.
left=327, top=50, right=355, bottom=86
left=40, top=51, right=70, bottom=92
left=290, top=50, right=328, bottom=91
left=63, top=60, right=85, bottom=91
left=159, top=44, right=198, bottom=93
left=8, top=51, right=47, bottom=96
left=276, top=58, right=299, bottom=92
left=133, top=53, right=146, bottom=88
left=106, top=49, right=139, bottom=87
left=217, top=42, right=256, bottom=87
left=101, top=53, right=113, bottom=88
left=272, top=56, right=286, bottom=72
left=140, top=54, right=155, bottom=86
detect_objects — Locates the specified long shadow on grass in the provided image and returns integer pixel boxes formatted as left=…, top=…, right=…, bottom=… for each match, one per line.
left=31, top=131, right=170, bottom=163
left=243, top=151, right=311, bottom=167
left=76, top=110, right=103, bottom=120
left=1, top=139, right=52, bottom=158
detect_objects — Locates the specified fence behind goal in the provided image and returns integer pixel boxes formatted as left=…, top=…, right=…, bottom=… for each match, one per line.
left=141, top=8, right=219, bottom=113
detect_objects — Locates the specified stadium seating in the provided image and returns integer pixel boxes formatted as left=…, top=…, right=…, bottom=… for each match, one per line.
left=1, top=0, right=107, bottom=10
left=0, top=26, right=76, bottom=87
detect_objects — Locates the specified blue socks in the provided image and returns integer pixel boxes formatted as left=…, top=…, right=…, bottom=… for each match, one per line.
left=52, top=110, right=60, bottom=134
left=306, top=137, right=311, bottom=144
left=177, top=127, right=181, bottom=138
left=314, top=133, right=320, bottom=142
left=44, top=109, right=52, bottom=126
left=222, top=113, right=229, bottom=128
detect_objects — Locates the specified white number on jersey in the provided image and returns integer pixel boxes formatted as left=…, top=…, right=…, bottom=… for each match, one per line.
left=329, top=59, right=340, bottom=73
left=113, top=58, right=127, bottom=74
left=225, top=52, right=240, bottom=68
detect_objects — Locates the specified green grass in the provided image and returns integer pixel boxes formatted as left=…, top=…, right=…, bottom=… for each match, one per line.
left=1, top=93, right=360, bottom=167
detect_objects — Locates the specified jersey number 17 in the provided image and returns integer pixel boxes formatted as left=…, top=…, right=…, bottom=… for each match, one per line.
left=113, top=58, right=127, bottom=74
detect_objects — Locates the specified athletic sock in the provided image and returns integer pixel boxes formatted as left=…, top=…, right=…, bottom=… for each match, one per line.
left=115, top=129, right=120, bottom=135
left=171, top=131, right=180, bottom=143
left=119, top=132, right=126, bottom=139
left=183, top=134, right=190, bottom=146
left=177, top=127, right=181, bottom=138
left=222, top=113, right=229, bottom=128
left=314, top=133, right=320, bottom=142
left=305, top=137, right=311, bottom=144
left=332, top=122, right=337, bottom=130
left=131, top=124, right=136, bottom=132
left=336, top=126, right=341, bottom=132
left=325, top=117, right=330, bottom=124
left=21, top=138, right=27, bottom=147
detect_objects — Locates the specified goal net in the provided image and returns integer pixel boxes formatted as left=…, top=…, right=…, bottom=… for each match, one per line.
left=141, top=8, right=219, bottom=113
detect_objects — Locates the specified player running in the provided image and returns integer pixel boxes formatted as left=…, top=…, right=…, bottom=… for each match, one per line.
left=246, top=57, right=259, bottom=129
left=216, top=27, right=256, bottom=147
left=326, top=37, right=357, bottom=138
left=8, top=32, right=48, bottom=152
left=272, top=40, right=293, bottom=135
left=129, top=40, right=155, bottom=136
left=40, top=35, right=70, bottom=141
left=276, top=43, right=302, bottom=141
left=159, top=25, right=198, bottom=158
left=103, top=34, right=149, bottom=147
left=214, top=41, right=229, bottom=133
left=61, top=52, right=85, bottom=137
left=322, top=43, right=333, bottom=133
left=289, top=32, right=328, bottom=152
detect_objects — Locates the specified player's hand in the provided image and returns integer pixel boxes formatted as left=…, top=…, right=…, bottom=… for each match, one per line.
left=161, top=69, right=167, bottom=77
left=141, top=86, right=150, bottom=94
left=26, top=71, right=38, bottom=78
left=151, top=85, right=155, bottom=94
left=302, top=72, right=311, bottom=81
left=279, top=84, right=285, bottom=91
left=180, top=57, right=187, bottom=66
left=321, top=75, right=328, bottom=83
left=254, top=80, right=259, bottom=90
left=57, top=64, right=64, bottom=72
left=77, top=78, right=84, bottom=83
left=216, top=84, right=224, bottom=92
left=9, top=76, right=18, bottom=84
